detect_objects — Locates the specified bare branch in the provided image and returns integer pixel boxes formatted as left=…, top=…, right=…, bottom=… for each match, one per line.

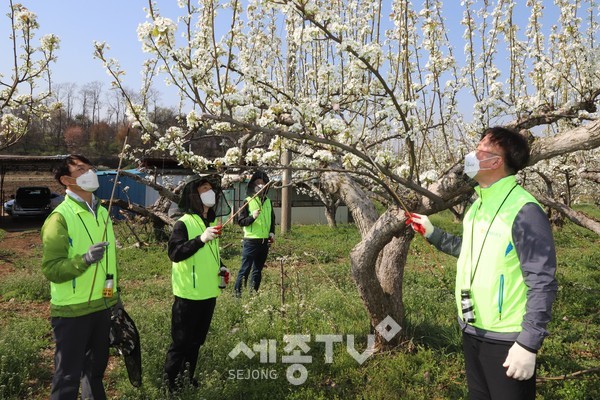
left=102, top=198, right=175, bottom=227
left=536, top=192, right=600, bottom=235
left=529, top=120, right=600, bottom=165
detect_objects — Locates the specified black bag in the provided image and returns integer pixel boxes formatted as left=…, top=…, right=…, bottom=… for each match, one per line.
left=110, top=301, right=142, bottom=387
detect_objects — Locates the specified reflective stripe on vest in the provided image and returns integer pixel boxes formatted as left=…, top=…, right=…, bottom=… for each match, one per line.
left=50, top=196, right=118, bottom=306
left=243, top=197, right=272, bottom=239
left=172, top=214, right=221, bottom=300
left=456, top=175, right=541, bottom=333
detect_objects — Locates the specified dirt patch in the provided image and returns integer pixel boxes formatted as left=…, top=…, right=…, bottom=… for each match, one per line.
left=0, top=229, right=42, bottom=278
left=0, top=297, right=50, bottom=318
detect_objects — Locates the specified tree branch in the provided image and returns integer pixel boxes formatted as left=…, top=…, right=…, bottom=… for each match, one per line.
left=528, top=120, right=600, bottom=165
left=536, top=367, right=600, bottom=382
left=536, top=192, right=600, bottom=235
left=101, top=198, right=176, bottom=227
left=120, top=170, right=180, bottom=203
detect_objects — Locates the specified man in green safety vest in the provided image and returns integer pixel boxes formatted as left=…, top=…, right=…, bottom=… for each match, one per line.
left=408, top=127, right=557, bottom=400
left=41, top=154, right=118, bottom=400
left=234, top=170, right=276, bottom=297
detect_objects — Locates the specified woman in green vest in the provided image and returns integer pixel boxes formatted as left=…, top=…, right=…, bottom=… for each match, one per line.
left=163, top=174, right=230, bottom=392
left=234, top=170, right=276, bottom=297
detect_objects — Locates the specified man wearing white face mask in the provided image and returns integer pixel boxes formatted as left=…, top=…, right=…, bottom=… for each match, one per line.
left=164, top=175, right=230, bottom=392
left=41, top=154, right=118, bottom=400
left=407, top=127, right=557, bottom=400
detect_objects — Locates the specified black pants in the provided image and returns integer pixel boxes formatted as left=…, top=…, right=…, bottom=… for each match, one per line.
left=234, top=239, right=269, bottom=293
left=164, top=296, right=216, bottom=388
left=462, top=332, right=536, bottom=400
left=50, top=308, right=111, bottom=400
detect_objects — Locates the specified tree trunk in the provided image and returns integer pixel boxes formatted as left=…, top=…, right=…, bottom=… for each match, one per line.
left=324, top=203, right=337, bottom=228
left=321, top=171, right=410, bottom=349
left=350, top=208, right=412, bottom=349
left=302, top=180, right=340, bottom=228
left=320, top=171, right=379, bottom=236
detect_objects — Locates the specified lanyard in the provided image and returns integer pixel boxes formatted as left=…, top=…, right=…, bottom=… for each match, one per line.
left=468, top=184, right=517, bottom=288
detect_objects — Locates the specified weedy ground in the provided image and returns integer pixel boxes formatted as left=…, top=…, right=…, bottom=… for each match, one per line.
left=0, top=207, right=598, bottom=399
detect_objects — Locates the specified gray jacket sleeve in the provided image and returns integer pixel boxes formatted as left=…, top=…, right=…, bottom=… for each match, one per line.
left=427, top=227, right=462, bottom=258
left=512, top=203, right=558, bottom=351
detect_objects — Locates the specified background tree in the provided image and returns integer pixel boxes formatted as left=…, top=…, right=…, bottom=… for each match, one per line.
left=0, top=0, right=59, bottom=150
left=63, top=125, right=85, bottom=154
left=83, top=81, right=104, bottom=126
left=96, top=0, right=600, bottom=348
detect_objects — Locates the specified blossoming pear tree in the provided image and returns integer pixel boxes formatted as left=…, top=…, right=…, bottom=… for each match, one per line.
left=0, top=1, right=59, bottom=150
left=96, top=0, right=599, bottom=348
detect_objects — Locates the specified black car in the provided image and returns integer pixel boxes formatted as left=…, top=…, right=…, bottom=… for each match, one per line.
left=8, top=186, right=53, bottom=218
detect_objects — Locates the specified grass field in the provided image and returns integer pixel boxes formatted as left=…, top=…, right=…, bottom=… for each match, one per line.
left=0, top=208, right=598, bottom=399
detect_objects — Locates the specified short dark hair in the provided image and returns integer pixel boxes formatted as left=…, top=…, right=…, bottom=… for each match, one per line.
left=482, top=127, right=530, bottom=174
left=54, top=154, right=93, bottom=186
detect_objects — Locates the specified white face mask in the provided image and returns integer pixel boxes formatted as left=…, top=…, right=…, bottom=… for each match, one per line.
left=75, top=170, right=99, bottom=192
left=463, top=151, right=499, bottom=179
left=200, top=189, right=216, bottom=207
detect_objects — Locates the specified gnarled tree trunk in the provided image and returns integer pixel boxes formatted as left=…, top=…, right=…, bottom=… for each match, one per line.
left=321, top=171, right=412, bottom=349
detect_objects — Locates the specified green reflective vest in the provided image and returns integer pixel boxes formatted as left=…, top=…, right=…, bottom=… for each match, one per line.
left=172, top=214, right=221, bottom=300
left=47, top=196, right=118, bottom=315
left=456, top=175, right=540, bottom=333
left=243, top=196, right=272, bottom=239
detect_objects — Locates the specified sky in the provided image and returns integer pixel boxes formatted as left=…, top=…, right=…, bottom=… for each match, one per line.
left=1, top=0, right=184, bottom=107
left=1, top=1, right=570, bottom=113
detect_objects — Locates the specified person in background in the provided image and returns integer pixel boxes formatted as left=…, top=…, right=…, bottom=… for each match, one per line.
left=234, top=170, right=276, bottom=297
left=164, top=175, right=230, bottom=392
left=407, top=127, right=557, bottom=400
left=41, top=154, right=118, bottom=400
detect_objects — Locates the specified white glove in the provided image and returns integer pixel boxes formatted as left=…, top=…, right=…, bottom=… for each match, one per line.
left=83, top=242, right=109, bottom=265
left=252, top=209, right=261, bottom=219
left=407, top=213, right=434, bottom=238
left=503, top=342, right=536, bottom=381
left=200, top=227, right=219, bottom=243
left=269, top=232, right=275, bottom=243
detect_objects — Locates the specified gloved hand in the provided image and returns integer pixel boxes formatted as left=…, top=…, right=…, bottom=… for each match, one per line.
left=83, top=242, right=109, bottom=265
left=200, top=227, right=219, bottom=243
left=503, top=342, right=536, bottom=380
left=269, top=232, right=275, bottom=244
left=405, top=212, right=434, bottom=238
left=252, top=209, right=261, bottom=219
